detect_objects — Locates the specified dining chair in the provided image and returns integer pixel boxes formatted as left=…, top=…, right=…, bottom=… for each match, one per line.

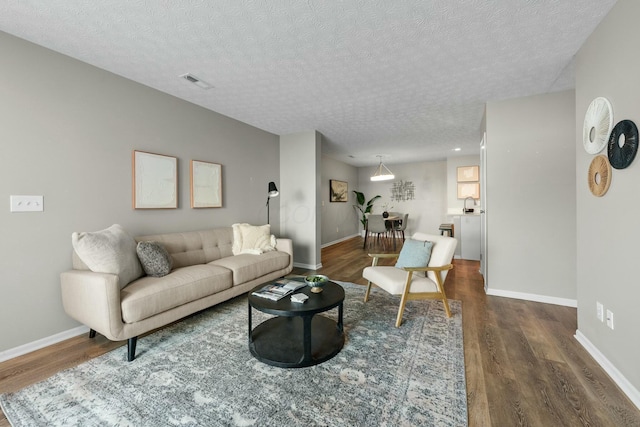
left=393, top=213, right=409, bottom=241
left=364, top=214, right=389, bottom=249
left=362, top=232, right=457, bottom=327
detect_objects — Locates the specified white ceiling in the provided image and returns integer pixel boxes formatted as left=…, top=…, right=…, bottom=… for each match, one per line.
left=0, top=1, right=617, bottom=167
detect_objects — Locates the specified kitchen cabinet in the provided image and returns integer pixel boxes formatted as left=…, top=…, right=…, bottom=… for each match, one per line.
left=460, top=215, right=481, bottom=261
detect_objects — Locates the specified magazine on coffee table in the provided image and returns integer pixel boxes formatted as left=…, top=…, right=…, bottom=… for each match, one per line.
left=251, top=279, right=306, bottom=301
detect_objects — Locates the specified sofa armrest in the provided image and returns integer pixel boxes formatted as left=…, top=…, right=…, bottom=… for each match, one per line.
left=275, top=238, right=293, bottom=257
left=60, top=270, right=125, bottom=341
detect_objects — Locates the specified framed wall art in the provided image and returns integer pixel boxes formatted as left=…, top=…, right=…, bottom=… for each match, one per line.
left=457, top=182, right=480, bottom=199
left=457, top=165, right=479, bottom=182
left=330, top=179, right=348, bottom=202
left=132, top=150, right=178, bottom=209
left=190, top=160, right=222, bottom=208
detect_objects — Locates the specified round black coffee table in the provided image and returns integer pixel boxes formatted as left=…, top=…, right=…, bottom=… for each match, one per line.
left=248, top=280, right=345, bottom=368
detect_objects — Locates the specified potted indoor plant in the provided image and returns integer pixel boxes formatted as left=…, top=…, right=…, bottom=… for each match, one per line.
left=353, top=191, right=381, bottom=230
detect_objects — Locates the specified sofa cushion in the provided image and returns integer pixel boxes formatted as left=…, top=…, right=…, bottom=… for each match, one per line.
left=71, top=224, right=143, bottom=289
left=232, top=223, right=276, bottom=255
left=120, top=264, right=233, bottom=323
left=363, top=265, right=438, bottom=295
left=136, top=241, right=172, bottom=277
left=210, top=251, right=290, bottom=285
left=136, top=228, right=234, bottom=268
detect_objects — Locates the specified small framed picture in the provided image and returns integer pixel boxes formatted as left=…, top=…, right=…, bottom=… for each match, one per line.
left=457, top=182, right=480, bottom=199
left=457, top=165, right=479, bottom=182
left=132, top=150, right=178, bottom=209
left=190, top=160, right=222, bottom=208
left=330, top=180, right=348, bottom=202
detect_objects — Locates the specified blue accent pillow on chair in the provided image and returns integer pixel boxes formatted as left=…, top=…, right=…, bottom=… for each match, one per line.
left=395, top=239, right=434, bottom=271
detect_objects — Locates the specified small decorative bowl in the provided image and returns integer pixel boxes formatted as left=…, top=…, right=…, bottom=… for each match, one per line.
left=304, top=274, right=329, bottom=293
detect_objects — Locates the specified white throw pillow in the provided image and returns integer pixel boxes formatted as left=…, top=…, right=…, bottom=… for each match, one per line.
left=232, top=223, right=277, bottom=255
left=71, top=224, right=143, bottom=289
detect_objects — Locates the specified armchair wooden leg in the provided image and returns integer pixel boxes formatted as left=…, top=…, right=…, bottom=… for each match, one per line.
left=396, top=293, right=409, bottom=327
left=396, top=271, right=414, bottom=327
left=435, top=273, right=452, bottom=318
left=442, top=297, right=452, bottom=318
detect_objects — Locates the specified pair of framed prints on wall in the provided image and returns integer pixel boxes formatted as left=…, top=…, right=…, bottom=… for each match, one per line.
left=132, top=150, right=222, bottom=209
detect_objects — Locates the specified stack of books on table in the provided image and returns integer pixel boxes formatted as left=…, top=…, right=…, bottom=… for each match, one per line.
left=251, top=279, right=306, bottom=301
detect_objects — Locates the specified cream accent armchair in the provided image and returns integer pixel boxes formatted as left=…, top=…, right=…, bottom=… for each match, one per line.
left=362, top=232, right=457, bottom=327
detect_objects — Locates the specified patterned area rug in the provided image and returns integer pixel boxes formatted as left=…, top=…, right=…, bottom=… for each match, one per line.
left=0, top=282, right=467, bottom=426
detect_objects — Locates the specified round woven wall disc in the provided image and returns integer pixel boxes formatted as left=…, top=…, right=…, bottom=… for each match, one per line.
left=588, top=155, right=612, bottom=197
left=607, top=119, right=638, bottom=169
left=583, top=97, right=613, bottom=154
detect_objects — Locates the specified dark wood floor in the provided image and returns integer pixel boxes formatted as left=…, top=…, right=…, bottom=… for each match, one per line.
left=1, top=236, right=639, bottom=426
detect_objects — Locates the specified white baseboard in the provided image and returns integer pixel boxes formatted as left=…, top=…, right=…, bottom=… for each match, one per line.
left=485, top=288, right=577, bottom=307
left=575, top=330, right=640, bottom=410
left=321, top=233, right=360, bottom=248
left=0, top=325, right=89, bottom=363
left=293, top=262, right=323, bottom=270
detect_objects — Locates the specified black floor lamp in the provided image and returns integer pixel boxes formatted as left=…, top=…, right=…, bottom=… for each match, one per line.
left=266, top=181, right=279, bottom=224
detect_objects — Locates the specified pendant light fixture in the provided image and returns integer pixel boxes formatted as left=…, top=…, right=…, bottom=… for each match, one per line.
left=370, top=155, right=395, bottom=181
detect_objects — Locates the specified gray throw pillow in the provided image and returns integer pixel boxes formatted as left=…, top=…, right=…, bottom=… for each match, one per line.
left=136, top=241, right=173, bottom=277
left=72, top=224, right=144, bottom=289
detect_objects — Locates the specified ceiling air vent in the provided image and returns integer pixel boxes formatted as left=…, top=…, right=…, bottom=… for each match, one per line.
left=179, top=73, right=213, bottom=89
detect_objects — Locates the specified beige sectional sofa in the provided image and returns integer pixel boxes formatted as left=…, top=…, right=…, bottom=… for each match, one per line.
left=60, top=226, right=293, bottom=361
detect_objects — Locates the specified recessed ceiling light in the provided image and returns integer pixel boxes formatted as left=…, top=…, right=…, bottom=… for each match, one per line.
left=453, top=148, right=461, bottom=151
left=179, top=73, right=213, bottom=89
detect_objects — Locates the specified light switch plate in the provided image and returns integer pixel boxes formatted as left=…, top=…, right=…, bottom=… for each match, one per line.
left=10, top=195, right=44, bottom=212
left=596, top=301, right=604, bottom=322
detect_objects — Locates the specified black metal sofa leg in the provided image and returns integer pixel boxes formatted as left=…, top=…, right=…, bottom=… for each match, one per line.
left=89, top=329, right=96, bottom=339
left=127, top=337, right=138, bottom=362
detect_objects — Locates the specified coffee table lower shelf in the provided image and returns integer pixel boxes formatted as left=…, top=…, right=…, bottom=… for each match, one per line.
left=249, top=315, right=344, bottom=368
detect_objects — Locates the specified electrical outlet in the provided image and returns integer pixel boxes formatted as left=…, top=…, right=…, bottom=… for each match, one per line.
left=596, top=302, right=604, bottom=322
left=606, top=309, right=614, bottom=329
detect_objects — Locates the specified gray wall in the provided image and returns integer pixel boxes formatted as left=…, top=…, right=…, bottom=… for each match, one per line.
left=356, top=160, right=448, bottom=238
left=575, top=0, right=640, bottom=392
left=485, top=90, right=577, bottom=301
left=280, top=131, right=321, bottom=269
left=321, top=156, right=359, bottom=245
left=0, top=32, right=280, bottom=353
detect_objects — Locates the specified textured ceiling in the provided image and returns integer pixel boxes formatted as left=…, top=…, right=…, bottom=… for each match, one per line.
left=0, top=1, right=617, bottom=167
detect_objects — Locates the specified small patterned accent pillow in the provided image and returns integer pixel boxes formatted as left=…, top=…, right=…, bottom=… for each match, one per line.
left=136, top=241, right=173, bottom=277
left=395, top=239, right=434, bottom=276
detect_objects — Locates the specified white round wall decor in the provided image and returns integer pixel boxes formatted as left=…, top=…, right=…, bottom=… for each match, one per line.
left=583, top=97, right=613, bottom=154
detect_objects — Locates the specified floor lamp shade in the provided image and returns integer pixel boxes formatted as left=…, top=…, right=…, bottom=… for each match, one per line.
left=268, top=182, right=279, bottom=198
left=266, top=182, right=279, bottom=224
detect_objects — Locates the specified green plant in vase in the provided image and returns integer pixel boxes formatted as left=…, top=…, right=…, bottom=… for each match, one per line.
left=353, top=191, right=381, bottom=230
left=381, top=203, right=394, bottom=218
